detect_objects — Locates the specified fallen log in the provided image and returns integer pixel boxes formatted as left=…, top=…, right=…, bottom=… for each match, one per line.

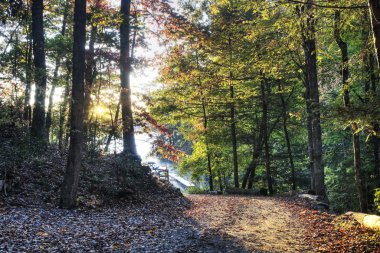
left=346, top=212, right=380, bottom=232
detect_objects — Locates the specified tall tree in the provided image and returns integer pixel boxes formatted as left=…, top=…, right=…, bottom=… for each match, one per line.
left=228, top=37, right=239, bottom=188
left=61, top=0, right=87, bottom=209
left=369, top=0, right=380, bottom=68
left=334, top=10, right=367, bottom=212
left=300, top=0, right=327, bottom=201
left=262, top=80, right=273, bottom=195
left=279, top=83, right=296, bottom=191
left=46, top=0, right=69, bottom=140
left=120, top=0, right=137, bottom=156
left=31, top=0, right=47, bottom=138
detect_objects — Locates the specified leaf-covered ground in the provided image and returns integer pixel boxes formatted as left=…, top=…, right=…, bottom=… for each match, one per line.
left=1, top=194, right=379, bottom=252
left=0, top=197, right=247, bottom=252
left=187, top=195, right=380, bottom=253
left=186, top=195, right=311, bottom=252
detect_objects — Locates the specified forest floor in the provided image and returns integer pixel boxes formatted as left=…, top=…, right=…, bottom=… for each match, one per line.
left=1, top=193, right=379, bottom=252
left=1, top=139, right=379, bottom=252
left=186, top=195, right=311, bottom=252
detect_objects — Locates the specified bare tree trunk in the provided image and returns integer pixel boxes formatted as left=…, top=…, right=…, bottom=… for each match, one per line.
left=46, top=83, right=56, bottom=140
left=335, top=10, right=367, bottom=212
left=306, top=96, right=315, bottom=191
left=228, top=37, right=239, bottom=188
left=261, top=82, right=273, bottom=195
left=60, top=0, right=86, bottom=209
left=201, top=97, right=213, bottom=191
left=334, top=11, right=349, bottom=107
left=218, top=167, right=223, bottom=192
left=61, top=68, right=71, bottom=151
left=24, top=38, right=32, bottom=125
left=300, top=0, right=327, bottom=201
left=242, top=106, right=266, bottom=189
left=31, top=0, right=47, bottom=139
left=374, top=123, right=380, bottom=187
left=368, top=0, right=380, bottom=68
left=23, top=1, right=32, bottom=126
left=120, top=0, right=137, bottom=156
left=279, top=84, right=296, bottom=191
left=352, top=123, right=368, bottom=212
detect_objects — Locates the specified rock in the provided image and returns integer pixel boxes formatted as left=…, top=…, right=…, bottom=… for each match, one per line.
left=346, top=212, right=380, bottom=232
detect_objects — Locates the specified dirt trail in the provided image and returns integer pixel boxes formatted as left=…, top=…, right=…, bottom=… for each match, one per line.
left=186, top=195, right=314, bottom=253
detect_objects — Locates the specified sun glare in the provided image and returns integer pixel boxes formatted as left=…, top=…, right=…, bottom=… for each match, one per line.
left=94, top=105, right=106, bottom=116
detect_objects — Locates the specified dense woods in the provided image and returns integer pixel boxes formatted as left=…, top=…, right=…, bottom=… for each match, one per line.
left=0, top=0, right=380, bottom=211
left=1, top=0, right=380, bottom=251
left=0, top=0, right=380, bottom=239
left=145, top=0, right=380, bottom=213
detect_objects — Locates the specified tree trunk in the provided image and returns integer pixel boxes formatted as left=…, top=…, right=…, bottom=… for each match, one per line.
left=242, top=106, right=266, bottom=189
left=279, top=84, right=296, bottom=191
left=218, top=167, right=223, bottom=192
left=104, top=101, right=121, bottom=153
left=352, top=123, right=368, bottom=212
left=306, top=94, right=315, bottom=191
left=300, top=0, right=327, bottom=201
left=60, top=0, right=86, bottom=209
left=24, top=38, right=32, bottom=125
left=83, top=24, right=98, bottom=149
left=368, top=0, right=380, bottom=68
left=334, top=11, right=350, bottom=106
left=261, top=82, right=273, bottom=195
left=23, top=0, right=32, bottom=125
left=46, top=0, right=69, bottom=141
left=228, top=37, right=239, bottom=188
left=374, top=123, right=380, bottom=187
left=31, top=0, right=47, bottom=139
left=59, top=70, right=71, bottom=151
left=120, top=0, right=137, bottom=156
left=201, top=97, right=213, bottom=191
left=335, top=10, right=367, bottom=212
left=46, top=83, right=56, bottom=140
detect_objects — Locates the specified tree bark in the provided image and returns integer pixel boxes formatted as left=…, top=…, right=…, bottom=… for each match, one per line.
left=31, top=0, right=47, bottom=139
left=60, top=0, right=86, bottom=209
left=374, top=123, right=380, bottom=187
left=279, top=83, right=296, bottom=191
left=45, top=83, right=56, bottom=140
left=242, top=105, right=266, bottom=189
left=201, top=97, right=213, bottom=191
left=23, top=0, right=32, bottom=125
left=334, top=11, right=350, bottom=106
left=228, top=37, right=239, bottom=188
left=59, top=68, right=71, bottom=151
left=300, top=0, right=327, bottom=200
left=24, top=38, right=32, bottom=125
left=261, top=82, right=273, bottom=195
left=352, top=123, right=368, bottom=212
left=368, top=0, right=380, bottom=68
left=120, top=0, right=137, bottom=156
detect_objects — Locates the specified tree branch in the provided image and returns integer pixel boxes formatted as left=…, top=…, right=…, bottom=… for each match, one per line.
left=279, top=0, right=366, bottom=9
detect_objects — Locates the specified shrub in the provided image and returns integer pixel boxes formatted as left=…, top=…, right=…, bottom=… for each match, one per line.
left=186, top=186, right=206, bottom=194
left=375, top=188, right=380, bottom=214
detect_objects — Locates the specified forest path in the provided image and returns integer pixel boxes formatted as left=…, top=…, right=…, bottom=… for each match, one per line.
left=186, top=195, right=313, bottom=253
